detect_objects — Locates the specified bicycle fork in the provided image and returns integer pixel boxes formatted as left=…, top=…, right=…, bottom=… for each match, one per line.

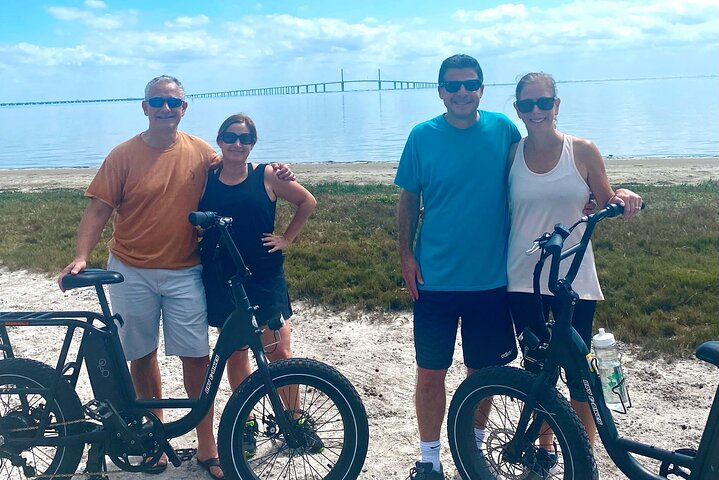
left=503, top=370, right=556, bottom=464
left=249, top=342, right=304, bottom=449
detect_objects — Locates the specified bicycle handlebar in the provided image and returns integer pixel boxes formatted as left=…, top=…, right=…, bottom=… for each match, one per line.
left=588, top=202, right=630, bottom=222
left=188, top=211, right=285, bottom=333
left=189, top=211, right=220, bottom=229
left=538, top=202, right=641, bottom=296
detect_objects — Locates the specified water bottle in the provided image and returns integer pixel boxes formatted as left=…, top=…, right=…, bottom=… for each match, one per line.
left=592, top=328, right=630, bottom=412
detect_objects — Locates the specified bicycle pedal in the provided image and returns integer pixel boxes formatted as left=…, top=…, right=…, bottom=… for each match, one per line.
left=175, top=448, right=198, bottom=462
left=84, top=400, right=111, bottom=420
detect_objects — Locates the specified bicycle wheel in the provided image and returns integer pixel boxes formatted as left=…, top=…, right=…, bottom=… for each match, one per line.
left=218, top=358, right=369, bottom=480
left=0, top=358, right=85, bottom=480
left=448, top=366, right=597, bottom=480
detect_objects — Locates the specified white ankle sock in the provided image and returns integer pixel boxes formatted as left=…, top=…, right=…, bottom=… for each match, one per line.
left=474, top=427, right=486, bottom=451
left=419, top=439, right=442, bottom=472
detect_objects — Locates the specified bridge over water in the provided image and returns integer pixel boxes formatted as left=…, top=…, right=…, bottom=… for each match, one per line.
left=0, top=70, right=437, bottom=107
left=3, top=74, right=712, bottom=108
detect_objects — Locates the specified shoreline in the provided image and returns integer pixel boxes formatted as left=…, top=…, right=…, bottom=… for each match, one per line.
left=1, top=157, right=718, bottom=191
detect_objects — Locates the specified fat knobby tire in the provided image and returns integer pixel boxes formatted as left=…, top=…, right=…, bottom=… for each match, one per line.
left=448, top=365, right=597, bottom=480
left=0, top=358, right=85, bottom=480
left=218, top=358, right=369, bottom=480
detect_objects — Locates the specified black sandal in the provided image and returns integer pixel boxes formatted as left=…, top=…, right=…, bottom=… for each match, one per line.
left=197, top=457, right=223, bottom=480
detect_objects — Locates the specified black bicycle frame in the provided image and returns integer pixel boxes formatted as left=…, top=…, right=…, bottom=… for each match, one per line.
left=511, top=205, right=718, bottom=480
left=0, top=214, right=299, bottom=453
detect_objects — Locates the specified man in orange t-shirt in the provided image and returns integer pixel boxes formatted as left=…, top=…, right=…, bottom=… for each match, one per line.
left=58, top=75, right=292, bottom=479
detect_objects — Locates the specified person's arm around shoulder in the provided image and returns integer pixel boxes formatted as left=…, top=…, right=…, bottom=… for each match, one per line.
left=58, top=198, right=114, bottom=290
left=263, top=166, right=317, bottom=252
left=269, top=162, right=296, bottom=182
left=574, top=137, right=642, bottom=218
left=398, top=190, right=423, bottom=301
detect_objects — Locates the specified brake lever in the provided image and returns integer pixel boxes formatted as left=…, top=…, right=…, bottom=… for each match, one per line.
left=526, top=232, right=552, bottom=255
left=526, top=242, right=541, bottom=256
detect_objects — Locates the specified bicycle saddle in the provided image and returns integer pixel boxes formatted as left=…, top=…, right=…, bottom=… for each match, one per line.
left=696, top=341, right=719, bottom=368
left=61, top=268, right=124, bottom=290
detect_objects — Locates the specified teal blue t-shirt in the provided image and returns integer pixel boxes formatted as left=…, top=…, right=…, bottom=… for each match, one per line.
left=394, top=111, right=520, bottom=291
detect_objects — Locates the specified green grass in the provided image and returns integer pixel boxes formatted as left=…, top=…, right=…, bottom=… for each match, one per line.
left=590, top=182, right=719, bottom=355
left=0, top=182, right=717, bottom=355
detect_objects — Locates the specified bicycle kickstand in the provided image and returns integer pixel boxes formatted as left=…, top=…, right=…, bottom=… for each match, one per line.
left=85, top=441, right=109, bottom=480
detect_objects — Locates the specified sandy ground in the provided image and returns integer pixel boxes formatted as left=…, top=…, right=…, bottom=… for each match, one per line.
left=0, top=160, right=717, bottom=479
left=0, top=269, right=717, bottom=480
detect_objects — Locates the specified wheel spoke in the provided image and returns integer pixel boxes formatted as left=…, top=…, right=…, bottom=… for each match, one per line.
left=448, top=366, right=597, bottom=480
left=219, top=359, right=368, bottom=479
left=0, top=359, right=85, bottom=480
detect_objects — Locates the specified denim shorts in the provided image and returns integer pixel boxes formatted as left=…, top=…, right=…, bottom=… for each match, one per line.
left=107, top=254, right=209, bottom=361
left=413, top=287, right=518, bottom=370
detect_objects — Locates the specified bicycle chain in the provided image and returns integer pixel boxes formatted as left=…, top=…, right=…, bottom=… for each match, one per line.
left=3, top=421, right=198, bottom=478
left=4, top=417, right=88, bottom=432
left=8, top=447, right=198, bottom=479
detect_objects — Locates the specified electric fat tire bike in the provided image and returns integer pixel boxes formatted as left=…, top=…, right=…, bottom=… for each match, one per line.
left=0, top=211, right=369, bottom=480
left=446, top=203, right=719, bottom=479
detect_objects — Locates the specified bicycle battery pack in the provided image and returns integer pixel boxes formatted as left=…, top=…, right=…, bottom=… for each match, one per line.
left=83, top=328, right=136, bottom=410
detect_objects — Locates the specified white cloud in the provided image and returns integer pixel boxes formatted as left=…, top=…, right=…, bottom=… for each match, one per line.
left=451, top=0, right=719, bottom=52
left=28, top=0, right=719, bottom=72
left=0, top=42, right=128, bottom=67
left=85, top=0, right=107, bottom=9
left=46, top=6, right=135, bottom=30
left=6, top=0, right=717, bottom=100
left=453, top=4, right=529, bottom=23
left=164, top=15, right=210, bottom=28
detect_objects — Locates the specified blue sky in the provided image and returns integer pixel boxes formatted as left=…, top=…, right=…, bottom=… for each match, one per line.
left=1, top=0, right=717, bottom=102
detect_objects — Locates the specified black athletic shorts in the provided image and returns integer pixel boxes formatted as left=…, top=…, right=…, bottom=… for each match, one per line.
left=202, top=261, right=292, bottom=329
left=508, top=292, right=596, bottom=401
left=413, top=287, right=518, bottom=370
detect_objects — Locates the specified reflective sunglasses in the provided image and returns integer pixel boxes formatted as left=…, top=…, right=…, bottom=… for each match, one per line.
left=220, top=132, right=255, bottom=145
left=440, top=79, right=482, bottom=93
left=146, top=97, right=184, bottom=108
left=516, top=97, right=556, bottom=113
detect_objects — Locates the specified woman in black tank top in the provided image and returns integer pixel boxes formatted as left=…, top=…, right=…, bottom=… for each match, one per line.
left=199, top=114, right=316, bottom=455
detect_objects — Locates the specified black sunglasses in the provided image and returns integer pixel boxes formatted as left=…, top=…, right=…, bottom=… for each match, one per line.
left=220, top=132, right=255, bottom=145
left=516, top=97, right=556, bottom=113
left=440, top=79, right=482, bottom=93
left=146, top=97, right=184, bottom=108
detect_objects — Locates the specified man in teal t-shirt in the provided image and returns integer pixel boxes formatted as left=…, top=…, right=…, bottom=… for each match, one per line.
left=395, top=54, right=521, bottom=480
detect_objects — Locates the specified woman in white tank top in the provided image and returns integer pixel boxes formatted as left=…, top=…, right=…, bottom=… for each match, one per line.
left=506, top=73, right=643, bottom=453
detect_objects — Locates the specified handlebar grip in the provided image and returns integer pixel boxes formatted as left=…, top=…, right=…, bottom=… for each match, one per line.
left=544, top=223, right=571, bottom=255
left=604, top=203, right=625, bottom=218
left=543, top=232, right=565, bottom=255
left=188, top=211, right=218, bottom=228
left=603, top=201, right=646, bottom=219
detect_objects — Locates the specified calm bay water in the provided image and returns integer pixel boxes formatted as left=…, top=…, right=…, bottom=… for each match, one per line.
left=1, top=77, right=717, bottom=169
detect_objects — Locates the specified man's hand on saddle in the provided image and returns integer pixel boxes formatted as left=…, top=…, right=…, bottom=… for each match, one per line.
left=58, top=259, right=87, bottom=292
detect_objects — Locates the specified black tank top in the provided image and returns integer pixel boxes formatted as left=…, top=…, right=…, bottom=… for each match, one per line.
left=198, top=163, right=283, bottom=277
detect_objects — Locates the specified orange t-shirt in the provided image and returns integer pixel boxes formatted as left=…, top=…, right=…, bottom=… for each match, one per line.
left=87, top=132, right=221, bottom=269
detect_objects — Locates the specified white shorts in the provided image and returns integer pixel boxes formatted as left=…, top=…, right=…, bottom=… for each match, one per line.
left=107, top=254, right=209, bottom=361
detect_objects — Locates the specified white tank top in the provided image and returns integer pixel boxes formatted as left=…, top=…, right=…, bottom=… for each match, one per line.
left=507, top=135, right=603, bottom=300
